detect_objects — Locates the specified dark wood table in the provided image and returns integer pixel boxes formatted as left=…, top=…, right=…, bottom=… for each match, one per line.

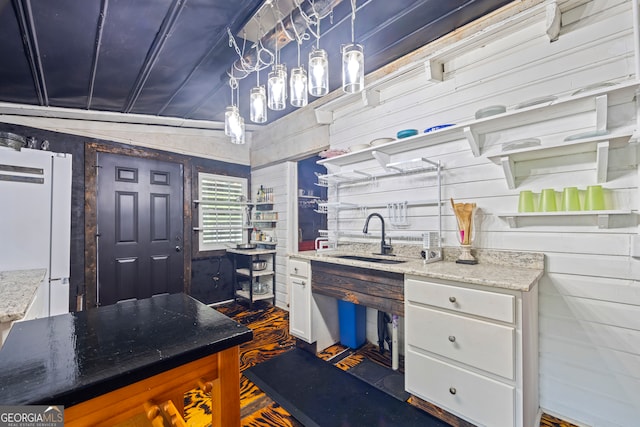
left=0, top=293, right=252, bottom=426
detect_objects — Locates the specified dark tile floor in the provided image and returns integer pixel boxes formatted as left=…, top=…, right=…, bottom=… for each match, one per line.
left=182, top=301, right=576, bottom=427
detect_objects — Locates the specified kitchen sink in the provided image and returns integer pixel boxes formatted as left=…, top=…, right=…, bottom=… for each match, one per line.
left=334, top=255, right=407, bottom=264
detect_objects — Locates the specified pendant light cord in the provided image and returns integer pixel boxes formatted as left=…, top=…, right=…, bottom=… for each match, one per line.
left=350, top=0, right=356, bottom=44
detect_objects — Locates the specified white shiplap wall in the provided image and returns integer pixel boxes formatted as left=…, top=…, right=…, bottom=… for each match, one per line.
left=326, top=1, right=640, bottom=426
left=251, top=163, right=292, bottom=309
left=253, top=0, right=640, bottom=425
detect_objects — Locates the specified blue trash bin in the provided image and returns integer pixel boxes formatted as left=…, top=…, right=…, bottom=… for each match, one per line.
left=338, top=300, right=366, bottom=348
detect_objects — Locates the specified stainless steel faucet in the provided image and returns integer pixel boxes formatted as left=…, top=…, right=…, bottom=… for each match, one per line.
left=363, top=213, right=393, bottom=255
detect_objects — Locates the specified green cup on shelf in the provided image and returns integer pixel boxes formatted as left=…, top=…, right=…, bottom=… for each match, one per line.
left=561, top=187, right=581, bottom=211
left=518, top=190, right=535, bottom=212
left=538, top=188, right=557, bottom=212
left=584, top=185, right=605, bottom=210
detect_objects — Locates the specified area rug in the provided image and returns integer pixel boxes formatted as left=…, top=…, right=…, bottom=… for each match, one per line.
left=242, top=348, right=449, bottom=427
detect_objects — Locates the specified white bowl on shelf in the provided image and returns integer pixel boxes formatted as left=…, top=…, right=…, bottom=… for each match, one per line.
left=369, top=137, right=394, bottom=147
left=349, top=144, right=370, bottom=152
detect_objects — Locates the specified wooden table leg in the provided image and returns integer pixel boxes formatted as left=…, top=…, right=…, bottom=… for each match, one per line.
left=212, top=346, right=241, bottom=427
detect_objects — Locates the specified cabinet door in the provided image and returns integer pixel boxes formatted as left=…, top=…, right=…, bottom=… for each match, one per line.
left=289, top=276, right=313, bottom=342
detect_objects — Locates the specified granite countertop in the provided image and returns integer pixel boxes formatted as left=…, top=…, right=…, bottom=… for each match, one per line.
left=291, top=245, right=543, bottom=292
left=0, top=269, right=46, bottom=323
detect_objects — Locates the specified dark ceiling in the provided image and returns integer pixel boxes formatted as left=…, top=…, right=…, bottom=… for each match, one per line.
left=0, top=0, right=512, bottom=127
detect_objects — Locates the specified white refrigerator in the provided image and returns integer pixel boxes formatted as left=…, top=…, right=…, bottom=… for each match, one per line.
left=0, top=146, right=72, bottom=317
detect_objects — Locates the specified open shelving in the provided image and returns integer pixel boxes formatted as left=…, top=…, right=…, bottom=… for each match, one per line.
left=227, top=248, right=276, bottom=308
left=497, top=210, right=633, bottom=229
left=316, top=79, right=638, bottom=231
left=317, top=79, right=639, bottom=170
left=485, top=125, right=635, bottom=189
left=316, top=157, right=441, bottom=187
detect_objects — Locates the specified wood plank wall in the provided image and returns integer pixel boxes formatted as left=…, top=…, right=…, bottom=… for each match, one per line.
left=254, top=1, right=640, bottom=425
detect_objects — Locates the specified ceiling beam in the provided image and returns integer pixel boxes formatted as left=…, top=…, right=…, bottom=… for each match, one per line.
left=0, top=102, right=228, bottom=130
left=12, top=0, right=48, bottom=106
left=87, top=0, right=109, bottom=109
left=123, top=0, right=187, bottom=113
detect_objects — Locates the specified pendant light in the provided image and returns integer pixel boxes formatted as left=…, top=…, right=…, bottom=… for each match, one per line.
left=290, top=39, right=308, bottom=107
left=268, top=64, right=287, bottom=110
left=308, top=18, right=328, bottom=97
left=224, top=77, right=241, bottom=137
left=225, top=77, right=245, bottom=144
left=250, top=62, right=267, bottom=124
left=250, top=37, right=268, bottom=123
left=268, top=31, right=287, bottom=111
left=250, top=86, right=267, bottom=123
left=342, top=0, right=364, bottom=94
left=233, top=82, right=245, bottom=144
left=230, top=116, right=245, bottom=144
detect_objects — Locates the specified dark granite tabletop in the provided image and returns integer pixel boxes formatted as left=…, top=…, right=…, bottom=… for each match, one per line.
left=0, top=293, right=252, bottom=406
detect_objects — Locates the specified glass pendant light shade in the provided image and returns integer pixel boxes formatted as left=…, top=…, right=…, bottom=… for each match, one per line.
left=230, top=116, right=245, bottom=145
left=290, top=66, right=308, bottom=108
left=267, top=64, right=287, bottom=111
left=342, top=43, right=364, bottom=94
left=224, top=106, right=240, bottom=137
left=250, top=86, right=267, bottom=123
left=308, top=48, right=329, bottom=97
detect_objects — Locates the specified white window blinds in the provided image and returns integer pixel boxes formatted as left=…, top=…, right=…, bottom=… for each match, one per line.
left=198, top=172, right=247, bottom=251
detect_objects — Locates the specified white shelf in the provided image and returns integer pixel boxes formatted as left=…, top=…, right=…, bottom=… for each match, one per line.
left=384, top=157, right=439, bottom=173
left=235, top=289, right=274, bottom=302
left=236, top=268, right=275, bottom=278
left=318, top=129, right=463, bottom=167
left=315, top=201, right=357, bottom=214
left=497, top=210, right=633, bottom=228
left=226, top=248, right=276, bottom=255
left=250, top=240, right=277, bottom=246
left=486, top=125, right=635, bottom=189
left=316, top=158, right=441, bottom=187
left=194, top=199, right=253, bottom=206
left=317, top=79, right=639, bottom=168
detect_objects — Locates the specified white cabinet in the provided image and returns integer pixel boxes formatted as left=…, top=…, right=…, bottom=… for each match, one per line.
left=405, top=276, right=539, bottom=427
left=289, top=258, right=313, bottom=342
left=288, top=257, right=339, bottom=351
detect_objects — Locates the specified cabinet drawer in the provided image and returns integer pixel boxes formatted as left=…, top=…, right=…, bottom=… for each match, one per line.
left=406, top=350, right=515, bottom=427
left=289, top=258, right=310, bottom=278
left=406, top=304, right=514, bottom=379
left=406, top=278, right=514, bottom=323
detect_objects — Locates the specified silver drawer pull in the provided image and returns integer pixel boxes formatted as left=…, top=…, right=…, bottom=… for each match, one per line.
left=294, top=267, right=298, bottom=273
left=448, top=335, right=456, bottom=342
left=449, top=387, right=457, bottom=395
left=293, top=280, right=306, bottom=287
left=448, top=296, right=456, bottom=303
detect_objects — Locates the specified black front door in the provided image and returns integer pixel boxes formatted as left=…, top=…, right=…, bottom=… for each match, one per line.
left=97, top=153, right=184, bottom=306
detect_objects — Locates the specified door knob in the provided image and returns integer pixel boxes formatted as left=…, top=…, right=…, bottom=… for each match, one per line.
left=175, top=246, right=182, bottom=252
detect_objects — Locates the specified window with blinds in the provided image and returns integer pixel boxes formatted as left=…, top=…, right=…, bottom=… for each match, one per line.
left=198, top=172, right=247, bottom=251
